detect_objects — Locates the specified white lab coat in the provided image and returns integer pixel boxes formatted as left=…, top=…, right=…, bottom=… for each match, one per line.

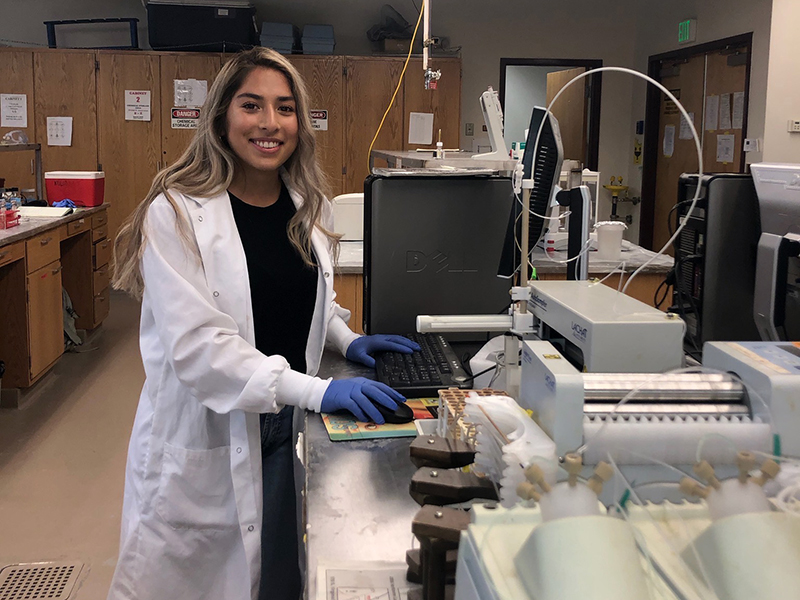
left=107, top=173, right=359, bottom=600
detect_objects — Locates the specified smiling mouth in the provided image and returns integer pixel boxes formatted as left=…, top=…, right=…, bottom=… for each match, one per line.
left=251, top=139, right=282, bottom=150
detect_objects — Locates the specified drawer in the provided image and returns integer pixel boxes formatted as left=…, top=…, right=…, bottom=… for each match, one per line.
left=92, top=224, right=108, bottom=243
left=93, top=238, right=112, bottom=270
left=93, top=263, right=110, bottom=295
left=0, top=241, right=25, bottom=269
left=26, top=231, right=60, bottom=274
left=65, top=217, right=90, bottom=239
left=92, top=211, right=108, bottom=229
left=94, top=285, right=110, bottom=325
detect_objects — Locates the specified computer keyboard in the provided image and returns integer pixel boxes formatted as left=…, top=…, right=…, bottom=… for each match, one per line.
left=375, top=332, right=471, bottom=398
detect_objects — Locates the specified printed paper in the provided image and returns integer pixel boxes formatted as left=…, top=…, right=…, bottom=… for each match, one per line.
left=733, top=92, right=745, bottom=129
left=125, top=90, right=151, bottom=121
left=174, top=79, right=208, bottom=108
left=408, top=112, right=434, bottom=145
left=705, top=95, right=719, bottom=131
left=663, top=125, right=675, bottom=157
left=716, top=134, right=735, bottom=163
left=679, top=112, right=695, bottom=140
left=46, top=116, right=73, bottom=146
left=310, top=109, right=328, bottom=131
left=1, top=94, right=27, bottom=128
left=719, top=93, right=732, bottom=130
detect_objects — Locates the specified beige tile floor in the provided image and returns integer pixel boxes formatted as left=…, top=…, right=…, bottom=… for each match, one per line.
left=0, top=292, right=144, bottom=599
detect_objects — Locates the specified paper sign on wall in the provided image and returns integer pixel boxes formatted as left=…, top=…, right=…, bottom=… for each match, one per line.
left=679, top=112, right=695, bottom=140
left=733, top=92, right=745, bottom=129
left=47, top=116, right=73, bottom=146
left=171, top=107, right=200, bottom=129
left=174, top=79, right=207, bottom=108
left=705, top=95, right=719, bottom=131
left=716, top=134, right=735, bottom=163
left=719, top=93, right=732, bottom=130
left=310, top=109, right=328, bottom=131
left=408, top=112, right=434, bottom=145
left=125, top=90, right=151, bottom=121
left=1, top=94, right=27, bottom=128
left=663, top=125, right=675, bottom=157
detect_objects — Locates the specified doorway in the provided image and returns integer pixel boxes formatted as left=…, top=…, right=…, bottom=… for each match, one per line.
left=499, top=58, right=602, bottom=170
left=641, top=33, right=753, bottom=250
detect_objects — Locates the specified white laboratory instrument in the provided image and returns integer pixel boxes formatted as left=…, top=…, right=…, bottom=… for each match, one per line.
left=473, top=87, right=508, bottom=161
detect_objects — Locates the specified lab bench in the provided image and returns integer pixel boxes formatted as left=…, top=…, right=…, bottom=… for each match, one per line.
left=0, top=205, right=110, bottom=405
left=304, top=350, right=420, bottom=599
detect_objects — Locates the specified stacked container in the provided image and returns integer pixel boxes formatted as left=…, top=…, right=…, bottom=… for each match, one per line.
left=302, top=25, right=335, bottom=55
left=259, top=22, right=299, bottom=54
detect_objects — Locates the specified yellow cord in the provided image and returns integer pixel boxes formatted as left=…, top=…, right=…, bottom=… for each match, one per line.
left=366, top=1, right=426, bottom=174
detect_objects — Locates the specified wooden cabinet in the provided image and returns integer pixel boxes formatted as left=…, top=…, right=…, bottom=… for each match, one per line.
left=333, top=273, right=364, bottom=335
left=403, top=58, right=462, bottom=151
left=0, top=50, right=37, bottom=192
left=98, top=52, right=162, bottom=243
left=90, top=213, right=111, bottom=328
left=27, top=260, right=63, bottom=379
left=159, top=53, right=222, bottom=166
left=289, top=56, right=345, bottom=196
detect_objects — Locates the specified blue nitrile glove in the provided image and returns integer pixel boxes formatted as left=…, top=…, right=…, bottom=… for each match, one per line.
left=345, top=334, right=421, bottom=368
left=320, top=377, right=407, bottom=424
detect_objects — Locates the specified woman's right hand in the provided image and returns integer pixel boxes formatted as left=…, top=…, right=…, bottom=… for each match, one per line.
left=320, top=377, right=406, bottom=424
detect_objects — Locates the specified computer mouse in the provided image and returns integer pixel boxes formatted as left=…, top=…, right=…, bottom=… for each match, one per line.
left=373, top=399, right=415, bottom=424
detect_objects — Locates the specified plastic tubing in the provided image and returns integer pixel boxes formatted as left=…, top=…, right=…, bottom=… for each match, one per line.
left=528, top=67, right=703, bottom=296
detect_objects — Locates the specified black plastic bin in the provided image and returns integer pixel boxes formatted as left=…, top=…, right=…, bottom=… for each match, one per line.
left=147, top=1, right=257, bottom=52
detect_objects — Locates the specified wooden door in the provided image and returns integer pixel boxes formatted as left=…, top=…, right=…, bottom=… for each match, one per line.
left=28, top=260, right=64, bottom=380
left=33, top=51, right=98, bottom=183
left=546, top=67, right=587, bottom=164
left=344, top=57, right=405, bottom=193
left=403, top=58, right=461, bottom=151
left=98, top=52, right=162, bottom=243
left=0, top=50, right=37, bottom=193
left=651, top=55, right=706, bottom=251
left=289, top=56, right=345, bottom=196
left=703, top=48, right=749, bottom=173
left=160, top=53, right=222, bottom=166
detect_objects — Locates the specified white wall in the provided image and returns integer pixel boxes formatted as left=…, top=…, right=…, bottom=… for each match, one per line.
left=763, top=0, right=800, bottom=163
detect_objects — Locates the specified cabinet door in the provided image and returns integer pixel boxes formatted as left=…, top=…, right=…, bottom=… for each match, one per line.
left=160, top=54, right=222, bottom=166
left=28, top=259, right=64, bottom=379
left=289, top=56, right=345, bottom=196
left=403, top=58, right=462, bottom=151
left=0, top=49, right=37, bottom=192
left=344, top=58, right=405, bottom=193
left=34, top=51, right=98, bottom=184
left=98, top=53, right=162, bottom=243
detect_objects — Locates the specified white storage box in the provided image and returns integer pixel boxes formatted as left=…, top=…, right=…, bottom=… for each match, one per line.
left=332, top=193, right=364, bottom=241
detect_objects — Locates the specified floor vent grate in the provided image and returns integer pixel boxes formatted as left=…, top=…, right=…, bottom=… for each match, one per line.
left=0, top=562, right=83, bottom=600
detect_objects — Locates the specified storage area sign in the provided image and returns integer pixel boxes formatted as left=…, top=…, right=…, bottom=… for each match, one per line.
left=310, top=109, right=328, bottom=131
left=171, top=107, right=200, bottom=129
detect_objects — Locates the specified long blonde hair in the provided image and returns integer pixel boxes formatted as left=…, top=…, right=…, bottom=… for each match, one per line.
left=113, top=47, right=334, bottom=299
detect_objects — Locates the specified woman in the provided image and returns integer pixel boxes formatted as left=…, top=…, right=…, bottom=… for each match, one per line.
left=108, top=47, right=418, bottom=600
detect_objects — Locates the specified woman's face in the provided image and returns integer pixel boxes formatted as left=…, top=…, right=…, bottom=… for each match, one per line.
left=225, top=66, right=299, bottom=175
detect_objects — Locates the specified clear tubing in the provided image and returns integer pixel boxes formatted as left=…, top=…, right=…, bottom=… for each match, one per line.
left=526, top=67, right=703, bottom=296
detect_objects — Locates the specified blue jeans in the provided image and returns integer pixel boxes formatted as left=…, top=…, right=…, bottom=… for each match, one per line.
left=258, top=406, right=301, bottom=600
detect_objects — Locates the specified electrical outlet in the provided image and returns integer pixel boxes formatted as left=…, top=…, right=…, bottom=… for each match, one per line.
left=465, top=123, right=474, bottom=136
left=482, top=125, right=487, bottom=132
left=743, top=138, right=760, bottom=152
left=788, top=120, right=800, bottom=133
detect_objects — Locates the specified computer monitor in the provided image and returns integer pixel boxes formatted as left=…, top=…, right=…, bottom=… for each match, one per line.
left=498, top=106, right=564, bottom=278
left=363, top=175, right=515, bottom=339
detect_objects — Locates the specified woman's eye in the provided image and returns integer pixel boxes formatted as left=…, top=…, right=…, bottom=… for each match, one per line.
left=242, top=102, right=259, bottom=110
left=279, top=105, right=296, bottom=113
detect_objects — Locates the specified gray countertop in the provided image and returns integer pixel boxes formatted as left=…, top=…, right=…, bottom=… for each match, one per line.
left=304, top=351, right=420, bottom=599
left=0, top=204, right=107, bottom=247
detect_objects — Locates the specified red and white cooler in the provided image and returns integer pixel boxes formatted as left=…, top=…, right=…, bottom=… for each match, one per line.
left=45, top=171, right=105, bottom=207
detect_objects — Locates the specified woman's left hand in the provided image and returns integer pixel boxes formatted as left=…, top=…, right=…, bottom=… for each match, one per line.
left=345, top=335, right=421, bottom=368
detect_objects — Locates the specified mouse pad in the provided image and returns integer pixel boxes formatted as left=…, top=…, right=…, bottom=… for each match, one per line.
left=322, top=398, right=437, bottom=441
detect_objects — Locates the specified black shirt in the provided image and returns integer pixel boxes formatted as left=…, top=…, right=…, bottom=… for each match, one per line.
left=229, top=184, right=318, bottom=374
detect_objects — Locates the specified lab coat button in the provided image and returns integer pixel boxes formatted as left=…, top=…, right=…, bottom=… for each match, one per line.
left=213, top=291, right=220, bottom=297
left=324, top=272, right=330, bottom=278
left=198, top=215, right=204, bottom=222
left=248, top=525, right=255, bottom=532
left=236, top=447, right=242, bottom=453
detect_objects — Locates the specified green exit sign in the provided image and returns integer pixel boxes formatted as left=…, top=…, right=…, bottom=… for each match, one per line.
left=678, top=19, right=697, bottom=44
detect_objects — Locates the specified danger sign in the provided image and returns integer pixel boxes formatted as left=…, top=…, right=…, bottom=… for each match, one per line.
left=310, top=109, right=328, bottom=131
left=171, top=107, right=200, bottom=129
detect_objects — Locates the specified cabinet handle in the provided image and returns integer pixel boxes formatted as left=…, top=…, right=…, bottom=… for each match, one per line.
left=52, top=266, right=62, bottom=275
left=0, top=251, right=7, bottom=260
left=40, top=237, right=52, bottom=246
